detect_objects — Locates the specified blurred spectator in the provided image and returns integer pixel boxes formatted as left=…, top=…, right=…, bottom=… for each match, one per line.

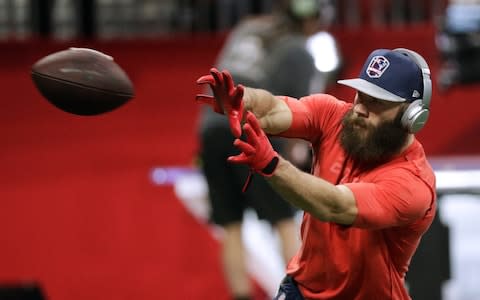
left=197, top=0, right=340, bottom=299
left=436, top=0, right=480, bottom=90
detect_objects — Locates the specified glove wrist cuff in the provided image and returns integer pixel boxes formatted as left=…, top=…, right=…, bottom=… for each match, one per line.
left=241, top=156, right=279, bottom=193
left=259, top=156, right=279, bottom=177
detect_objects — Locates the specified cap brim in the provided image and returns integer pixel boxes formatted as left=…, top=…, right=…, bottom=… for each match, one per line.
left=337, top=78, right=406, bottom=102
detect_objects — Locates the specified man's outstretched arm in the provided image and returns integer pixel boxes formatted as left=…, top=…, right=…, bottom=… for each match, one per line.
left=242, top=87, right=293, bottom=135
left=229, top=112, right=358, bottom=225
left=269, top=157, right=358, bottom=225
left=196, top=68, right=294, bottom=135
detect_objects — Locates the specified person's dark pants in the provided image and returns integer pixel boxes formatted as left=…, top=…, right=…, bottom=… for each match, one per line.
left=273, top=276, right=304, bottom=300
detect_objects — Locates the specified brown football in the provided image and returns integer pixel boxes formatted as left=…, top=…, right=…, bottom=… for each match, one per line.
left=31, top=47, right=134, bottom=116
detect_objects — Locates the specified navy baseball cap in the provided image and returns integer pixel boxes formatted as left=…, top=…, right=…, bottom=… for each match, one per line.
left=338, top=49, right=424, bottom=103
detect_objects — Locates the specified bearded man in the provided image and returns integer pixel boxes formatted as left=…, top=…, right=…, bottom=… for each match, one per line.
left=196, top=48, right=436, bottom=300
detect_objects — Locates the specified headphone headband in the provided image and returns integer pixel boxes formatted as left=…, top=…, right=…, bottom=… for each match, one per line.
left=393, top=48, right=432, bottom=108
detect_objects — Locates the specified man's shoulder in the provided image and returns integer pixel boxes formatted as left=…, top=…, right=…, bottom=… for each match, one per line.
left=403, top=139, right=435, bottom=182
left=302, top=93, right=341, bottom=102
left=300, top=94, right=351, bottom=111
left=370, top=144, right=435, bottom=192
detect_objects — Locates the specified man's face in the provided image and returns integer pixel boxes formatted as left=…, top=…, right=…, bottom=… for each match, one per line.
left=340, top=92, right=408, bottom=167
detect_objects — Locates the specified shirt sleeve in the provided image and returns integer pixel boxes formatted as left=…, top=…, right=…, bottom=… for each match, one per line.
left=346, top=168, right=435, bottom=229
left=279, top=94, right=350, bottom=142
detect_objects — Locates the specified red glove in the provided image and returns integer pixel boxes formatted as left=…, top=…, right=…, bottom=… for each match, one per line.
left=196, top=68, right=244, bottom=138
left=228, top=112, right=279, bottom=191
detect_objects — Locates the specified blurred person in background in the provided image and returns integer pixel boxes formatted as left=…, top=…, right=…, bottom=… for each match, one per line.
left=196, top=0, right=339, bottom=299
left=197, top=47, right=435, bottom=299
left=436, top=0, right=480, bottom=90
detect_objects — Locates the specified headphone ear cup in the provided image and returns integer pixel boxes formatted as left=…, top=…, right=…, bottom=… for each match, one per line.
left=401, top=100, right=430, bottom=133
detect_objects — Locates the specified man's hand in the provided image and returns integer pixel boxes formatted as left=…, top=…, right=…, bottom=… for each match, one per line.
left=228, top=112, right=279, bottom=177
left=196, top=68, right=244, bottom=138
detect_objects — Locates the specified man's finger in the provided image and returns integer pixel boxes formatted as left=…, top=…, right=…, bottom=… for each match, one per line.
left=196, top=94, right=223, bottom=114
left=196, top=75, right=215, bottom=85
left=223, top=70, right=234, bottom=94
left=227, top=154, right=250, bottom=165
left=229, top=114, right=242, bottom=138
left=233, top=139, right=256, bottom=155
left=246, top=111, right=263, bottom=137
left=232, top=85, right=244, bottom=107
left=196, top=94, right=215, bottom=105
left=242, top=123, right=259, bottom=146
left=210, top=68, right=223, bottom=87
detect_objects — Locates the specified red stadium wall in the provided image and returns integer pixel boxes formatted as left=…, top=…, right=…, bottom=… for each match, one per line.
left=0, top=25, right=479, bottom=300
left=0, top=35, right=231, bottom=300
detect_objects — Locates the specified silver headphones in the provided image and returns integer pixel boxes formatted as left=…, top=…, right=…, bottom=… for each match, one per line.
left=393, top=48, right=432, bottom=134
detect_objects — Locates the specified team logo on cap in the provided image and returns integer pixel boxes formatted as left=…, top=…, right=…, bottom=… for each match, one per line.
left=366, top=55, right=390, bottom=78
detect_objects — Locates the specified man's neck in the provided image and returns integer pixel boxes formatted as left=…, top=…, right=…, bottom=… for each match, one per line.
left=399, top=134, right=415, bottom=154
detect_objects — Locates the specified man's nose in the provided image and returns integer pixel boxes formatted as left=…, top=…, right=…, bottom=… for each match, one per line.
left=353, top=102, right=368, bottom=117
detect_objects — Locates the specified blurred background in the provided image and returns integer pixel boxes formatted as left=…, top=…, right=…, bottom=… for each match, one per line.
left=0, top=0, right=479, bottom=299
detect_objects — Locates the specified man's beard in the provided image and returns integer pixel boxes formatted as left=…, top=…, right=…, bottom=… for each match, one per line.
left=340, top=108, right=408, bottom=167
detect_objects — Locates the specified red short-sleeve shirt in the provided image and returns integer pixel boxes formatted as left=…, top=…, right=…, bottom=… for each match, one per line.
left=280, top=94, right=436, bottom=300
